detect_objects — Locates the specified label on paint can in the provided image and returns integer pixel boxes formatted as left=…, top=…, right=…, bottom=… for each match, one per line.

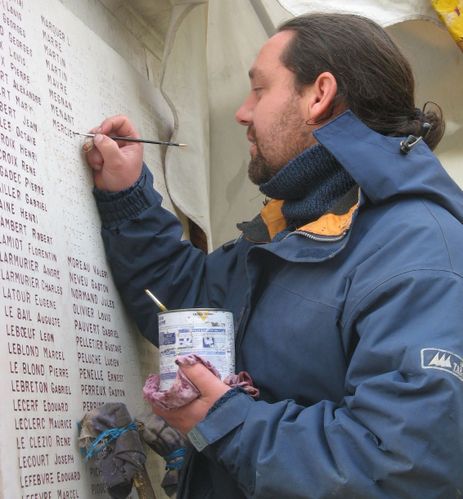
left=158, top=308, right=235, bottom=390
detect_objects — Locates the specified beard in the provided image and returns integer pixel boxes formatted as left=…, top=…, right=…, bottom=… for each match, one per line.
left=247, top=97, right=311, bottom=186
left=247, top=146, right=278, bottom=185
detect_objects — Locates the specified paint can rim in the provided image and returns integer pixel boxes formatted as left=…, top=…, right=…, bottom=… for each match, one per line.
left=158, top=308, right=232, bottom=315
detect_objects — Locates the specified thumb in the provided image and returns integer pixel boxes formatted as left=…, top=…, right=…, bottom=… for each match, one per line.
left=177, top=361, right=222, bottom=392
left=93, top=133, right=123, bottom=166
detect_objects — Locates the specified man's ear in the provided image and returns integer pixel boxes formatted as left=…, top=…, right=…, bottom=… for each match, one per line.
left=304, top=72, right=338, bottom=125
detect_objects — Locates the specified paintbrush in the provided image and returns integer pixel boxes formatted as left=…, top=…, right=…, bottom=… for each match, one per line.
left=145, top=289, right=168, bottom=312
left=73, top=131, right=187, bottom=147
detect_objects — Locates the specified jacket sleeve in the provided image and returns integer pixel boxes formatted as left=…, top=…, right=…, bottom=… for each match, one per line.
left=188, top=269, right=463, bottom=498
left=94, top=165, right=246, bottom=345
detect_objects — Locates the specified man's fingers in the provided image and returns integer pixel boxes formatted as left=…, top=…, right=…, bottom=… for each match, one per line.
left=99, top=115, right=139, bottom=138
left=84, top=115, right=139, bottom=161
left=92, top=134, right=124, bottom=166
left=83, top=115, right=144, bottom=191
left=84, top=142, right=104, bottom=169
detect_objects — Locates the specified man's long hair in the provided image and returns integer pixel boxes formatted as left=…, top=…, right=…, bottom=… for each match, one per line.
left=279, top=13, right=444, bottom=150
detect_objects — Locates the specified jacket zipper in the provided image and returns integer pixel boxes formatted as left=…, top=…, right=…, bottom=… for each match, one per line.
left=235, top=302, right=251, bottom=364
left=285, top=230, right=347, bottom=242
left=235, top=230, right=347, bottom=361
left=234, top=251, right=257, bottom=362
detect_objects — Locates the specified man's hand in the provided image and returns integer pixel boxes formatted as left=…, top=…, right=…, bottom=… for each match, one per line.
left=84, top=115, right=144, bottom=192
left=153, top=362, right=231, bottom=435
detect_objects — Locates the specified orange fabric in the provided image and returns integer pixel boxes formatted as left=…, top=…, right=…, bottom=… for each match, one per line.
left=260, top=197, right=359, bottom=239
left=297, top=202, right=359, bottom=237
left=260, top=199, right=287, bottom=239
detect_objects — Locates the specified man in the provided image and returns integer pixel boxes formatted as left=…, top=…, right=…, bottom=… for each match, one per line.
left=86, top=13, right=463, bottom=498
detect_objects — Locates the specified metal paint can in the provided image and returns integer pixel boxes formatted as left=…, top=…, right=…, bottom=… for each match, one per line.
left=158, top=308, right=235, bottom=390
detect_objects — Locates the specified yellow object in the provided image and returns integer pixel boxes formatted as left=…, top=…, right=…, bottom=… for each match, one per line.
left=431, top=0, right=463, bottom=51
left=259, top=195, right=360, bottom=239
left=260, top=199, right=287, bottom=240
left=144, top=289, right=168, bottom=312
left=297, top=201, right=359, bottom=238
left=197, top=310, right=210, bottom=321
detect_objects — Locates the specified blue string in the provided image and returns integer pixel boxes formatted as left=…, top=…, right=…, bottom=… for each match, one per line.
left=84, top=422, right=137, bottom=462
left=164, top=447, right=186, bottom=470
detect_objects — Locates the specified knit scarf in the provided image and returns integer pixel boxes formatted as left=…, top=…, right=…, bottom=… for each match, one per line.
left=259, top=144, right=356, bottom=230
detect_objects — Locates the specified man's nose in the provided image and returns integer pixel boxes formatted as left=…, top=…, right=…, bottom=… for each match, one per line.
left=235, top=97, right=252, bottom=126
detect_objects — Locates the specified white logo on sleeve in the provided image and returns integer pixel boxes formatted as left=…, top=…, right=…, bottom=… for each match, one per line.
left=421, top=348, right=463, bottom=382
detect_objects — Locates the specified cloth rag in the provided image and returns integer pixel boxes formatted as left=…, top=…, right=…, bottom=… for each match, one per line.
left=143, top=354, right=259, bottom=411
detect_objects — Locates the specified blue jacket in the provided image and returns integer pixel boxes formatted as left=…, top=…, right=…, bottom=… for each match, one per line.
left=96, top=111, right=463, bottom=498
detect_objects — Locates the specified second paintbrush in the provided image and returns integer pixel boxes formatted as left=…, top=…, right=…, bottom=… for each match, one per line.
left=73, top=131, right=187, bottom=147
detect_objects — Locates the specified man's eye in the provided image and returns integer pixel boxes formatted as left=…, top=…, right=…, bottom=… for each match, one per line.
left=252, top=87, right=263, bottom=94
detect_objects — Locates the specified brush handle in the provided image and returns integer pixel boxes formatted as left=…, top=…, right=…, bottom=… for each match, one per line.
left=74, top=131, right=186, bottom=147
left=109, top=135, right=185, bottom=147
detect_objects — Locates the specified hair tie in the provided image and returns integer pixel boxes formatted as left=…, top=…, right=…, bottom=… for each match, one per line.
left=414, top=107, right=424, bottom=120
left=400, top=107, right=433, bottom=155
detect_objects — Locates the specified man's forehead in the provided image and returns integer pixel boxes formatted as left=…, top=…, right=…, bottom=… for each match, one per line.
left=249, top=30, right=294, bottom=79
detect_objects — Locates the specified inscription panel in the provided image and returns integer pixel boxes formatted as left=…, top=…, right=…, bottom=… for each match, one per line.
left=0, top=1, right=172, bottom=497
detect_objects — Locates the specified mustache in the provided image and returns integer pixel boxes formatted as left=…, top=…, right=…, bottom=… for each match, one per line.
left=247, top=126, right=257, bottom=143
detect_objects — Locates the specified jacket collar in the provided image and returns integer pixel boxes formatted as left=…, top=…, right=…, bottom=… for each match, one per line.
left=314, top=110, right=463, bottom=222
left=240, top=188, right=359, bottom=243
left=242, top=110, right=463, bottom=262
left=296, top=189, right=359, bottom=237
left=260, top=200, right=286, bottom=239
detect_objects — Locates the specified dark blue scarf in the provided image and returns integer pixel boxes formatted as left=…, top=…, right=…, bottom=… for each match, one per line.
left=260, top=144, right=356, bottom=230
